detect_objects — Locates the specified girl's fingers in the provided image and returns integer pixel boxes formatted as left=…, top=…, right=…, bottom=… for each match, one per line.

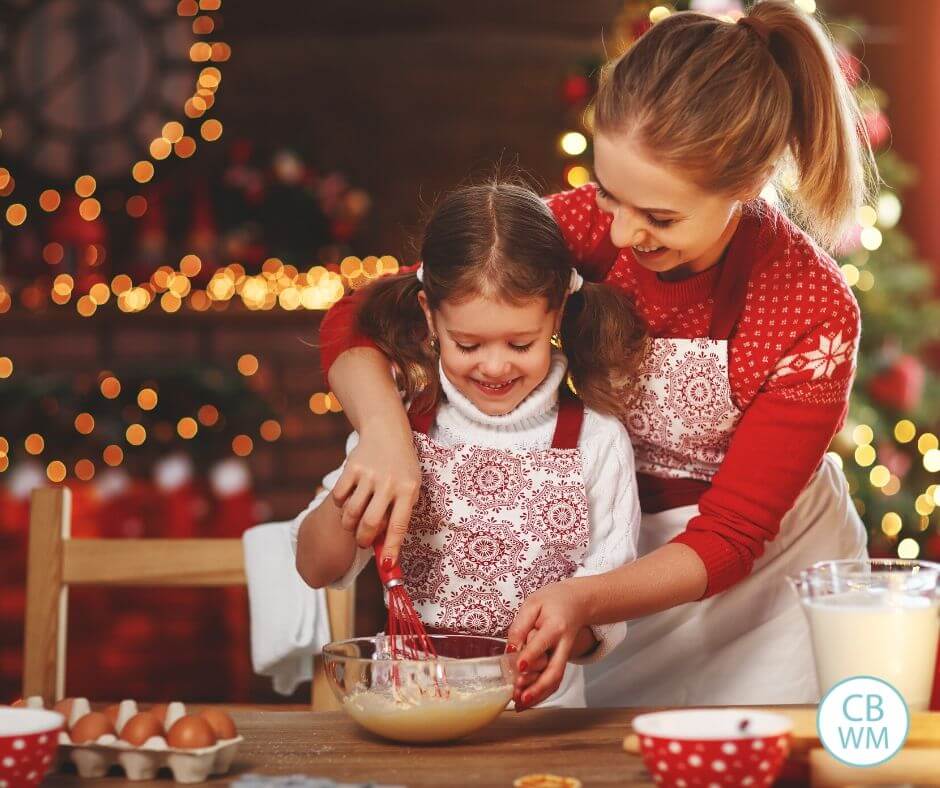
left=518, top=636, right=573, bottom=710
left=330, top=466, right=358, bottom=506
left=358, top=487, right=394, bottom=547
left=506, top=601, right=542, bottom=653
left=381, top=493, right=417, bottom=568
left=515, top=625, right=557, bottom=673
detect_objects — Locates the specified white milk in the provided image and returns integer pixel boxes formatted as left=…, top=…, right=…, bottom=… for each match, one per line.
left=804, top=590, right=940, bottom=710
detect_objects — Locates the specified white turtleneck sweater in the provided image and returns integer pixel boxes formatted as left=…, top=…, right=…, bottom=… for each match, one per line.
left=290, top=352, right=640, bottom=705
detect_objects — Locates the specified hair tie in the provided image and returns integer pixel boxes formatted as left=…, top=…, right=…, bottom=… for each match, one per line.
left=737, top=16, right=771, bottom=46
left=415, top=264, right=424, bottom=284
left=568, top=268, right=584, bottom=294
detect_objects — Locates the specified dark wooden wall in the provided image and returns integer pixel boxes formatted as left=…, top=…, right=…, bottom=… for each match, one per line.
left=217, top=1, right=621, bottom=256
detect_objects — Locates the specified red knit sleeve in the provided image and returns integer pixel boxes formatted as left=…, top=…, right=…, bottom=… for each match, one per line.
left=671, top=261, right=861, bottom=597
left=318, top=286, right=376, bottom=378
left=545, top=185, right=620, bottom=281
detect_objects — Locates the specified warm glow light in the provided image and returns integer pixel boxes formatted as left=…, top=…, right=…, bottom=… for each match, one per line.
left=857, top=270, right=875, bottom=291
left=177, top=417, right=199, bottom=439
left=840, top=264, right=859, bottom=287
left=237, top=354, right=259, bottom=376
left=881, top=512, right=903, bottom=536
left=309, top=393, right=330, bottom=415
left=193, top=15, right=215, bottom=33
left=162, top=121, right=184, bottom=143
left=881, top=475, right=901, bottom=496
left=877, top=192, right=902, bottom=228
left=200, top=0, right=222, bottom=9
left=869, top=465, right=890, bottom=488
left=79, top=198, right=101, bottom=221
left=175, top=136, right=197, bottom=158
left=190, top=42, right=212, bottom=61
left=0, top=357, right=11, bottom=379
left=566, top=166, right=591, bottom=188
left=47, top=461, right=67, bottom=483
left=89, top=283, right=111, bottom=305
left=210, top=42, right=232, bottom=61
left=894, top=420, right=916, bottom=444
left=198, top=404, right=220, bottom=426
left=25, top=434, right=45, bottom=455
left=75, top=459, right=95, bottom=481
left=112, top=275, right=133, bottom=295
left=77, top=295, right=97, bottom=317
left=860, top=226, right=883, bottom=251
left=132, top=161, right=155, bottom=183
left=126, top=424, right=147, bottom=446
left=150, top=138, right=172, bottom=160
left=39, top=189, right=61, bottom=212
left=918, top=433, right=939, bottom=454
left=138, top=388, right=158, bottom=410
left=855, top=205, right=877, bottom=227
left=915, top=494, right=935, bottom=516
left=6, top=204, right=27, bottom=226
left=100, top=376, right=121, bottom=399
left=854, top=444, right=876, bottom=467
left=560, top=132, right=588, bottom=156
left=0, top=168, right=9, bottom=190
left=103, top=444, right=124, bottom=466
left=260, top=419, right=282, bottom=441
left=649, top=5, right=672, bottom=23
left=925, top=449, right=940, bottom=473
left=126, top=195, right=148, bottom=218
left=74, top=175, right=97, bottom=197
left=201, top=119, right=223, bottom=141
left=852, top=425, right=874, bottom=446
left=898, top=538, right=920, bottom=559
left=74, top=413, right=95, bottom=434
left=180, top=254, right=202, bottom=277
left=177, top=0, right=198, bottom=15
left=232, top=434, right=253, bottom=456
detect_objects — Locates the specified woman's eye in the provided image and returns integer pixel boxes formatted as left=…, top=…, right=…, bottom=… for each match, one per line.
left=510, top=343, right=533, bottom=353
left=455, top=343, right=479, bottom=353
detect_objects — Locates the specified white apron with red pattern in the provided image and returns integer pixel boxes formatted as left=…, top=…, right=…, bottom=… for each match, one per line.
left=399, top=395, right=590, bottom=640
left=585, top=253, right=867, bottom=706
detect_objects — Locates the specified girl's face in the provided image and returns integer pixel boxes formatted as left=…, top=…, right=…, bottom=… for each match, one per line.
left=419, top=291, right=559, bottom=416
left=593, top=131, right=747, bottom=279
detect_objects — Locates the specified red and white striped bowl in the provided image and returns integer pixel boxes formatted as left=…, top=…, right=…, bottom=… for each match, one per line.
left=632, top=708, right=793, bottom=788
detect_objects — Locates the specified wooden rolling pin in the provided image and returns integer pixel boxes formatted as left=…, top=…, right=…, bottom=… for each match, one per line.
left=809, top=748, right=940, bottom=786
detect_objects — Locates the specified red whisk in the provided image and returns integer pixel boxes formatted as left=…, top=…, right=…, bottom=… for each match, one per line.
left=373, top=536, right=439, bottom=661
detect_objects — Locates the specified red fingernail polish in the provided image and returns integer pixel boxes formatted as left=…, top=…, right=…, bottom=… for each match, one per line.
left=518, top=659, right=528, bottom=672
left=381, top=556, right=393, bottom=571
left=506, top=643, right=517, bottom=653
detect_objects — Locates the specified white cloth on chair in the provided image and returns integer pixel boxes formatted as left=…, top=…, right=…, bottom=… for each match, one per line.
left=243, top=521, right=332, bottom=695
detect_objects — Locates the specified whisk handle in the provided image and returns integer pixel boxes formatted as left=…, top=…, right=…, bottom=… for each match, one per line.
left=374, top=535, right=404, bottom=584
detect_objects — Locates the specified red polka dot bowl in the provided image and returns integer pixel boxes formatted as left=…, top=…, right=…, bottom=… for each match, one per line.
left=0, top=706, right=65, bottom=787
left=631, top=708, right=793, bottom=788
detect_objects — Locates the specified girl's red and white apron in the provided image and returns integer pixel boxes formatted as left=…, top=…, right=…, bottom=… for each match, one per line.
left=585, top=253, right=867, bottom=706
left=402, top=395, right=591, bottom=706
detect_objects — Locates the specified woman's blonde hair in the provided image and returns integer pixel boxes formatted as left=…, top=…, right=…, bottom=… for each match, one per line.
left=595, top=0, right=877, bottom=250
left=356, top=181, right=646, bottom=416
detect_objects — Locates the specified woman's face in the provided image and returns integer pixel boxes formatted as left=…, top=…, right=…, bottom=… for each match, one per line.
left=593, top=131, right=745, bottom=278
left=419, top=291, right=559, bottom=416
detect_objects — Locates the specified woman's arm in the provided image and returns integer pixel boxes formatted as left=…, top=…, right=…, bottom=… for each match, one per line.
left=326, top=347, right=421, bottom=568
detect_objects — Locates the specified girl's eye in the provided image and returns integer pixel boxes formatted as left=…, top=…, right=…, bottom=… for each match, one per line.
left=510, top=343, right=533, bottom=353
left=595, top=184, right=613, bottom=202
left=455, top=343, right=479, bottom=353
left=648, top=215, right=675, bottom=228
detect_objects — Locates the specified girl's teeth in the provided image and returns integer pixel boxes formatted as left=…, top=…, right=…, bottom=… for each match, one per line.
left=634, top=244, right=664, bottom=253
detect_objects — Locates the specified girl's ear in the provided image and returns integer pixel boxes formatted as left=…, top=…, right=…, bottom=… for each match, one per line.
left=553, top=294, right=569, bottom=335
left=417, top=290, right=436, bottom=339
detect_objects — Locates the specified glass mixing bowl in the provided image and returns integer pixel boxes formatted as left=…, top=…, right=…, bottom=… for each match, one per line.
left=322, top=634, right=518, bottom=743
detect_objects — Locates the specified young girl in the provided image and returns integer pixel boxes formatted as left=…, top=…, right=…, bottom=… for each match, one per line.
left=293, top=182, right=645, bottom=707
left=314, top=1, right=873, bottom=709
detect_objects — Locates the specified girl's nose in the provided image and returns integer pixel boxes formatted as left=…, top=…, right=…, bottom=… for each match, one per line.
left=478, top=351, right=511, bottom=379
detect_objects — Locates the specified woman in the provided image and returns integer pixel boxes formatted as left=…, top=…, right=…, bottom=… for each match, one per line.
left=315, top=0, right=872, bottom=706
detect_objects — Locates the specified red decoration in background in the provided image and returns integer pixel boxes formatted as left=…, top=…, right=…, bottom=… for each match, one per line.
left=864, top=109, right=891, bottom=149
left=867, top=354, right=925, bottom=413
left=562, top=74, right=592, bottom=106
left=0, top=463, right=258, bottom=704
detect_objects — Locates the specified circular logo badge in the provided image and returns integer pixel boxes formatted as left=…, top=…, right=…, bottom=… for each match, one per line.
left=817, top=675, right=909, bottom=767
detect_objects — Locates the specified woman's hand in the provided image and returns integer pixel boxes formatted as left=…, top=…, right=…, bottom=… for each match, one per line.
left=506, top=579, right=596, bottom=710
left=331, top=426, right=421, bottom=568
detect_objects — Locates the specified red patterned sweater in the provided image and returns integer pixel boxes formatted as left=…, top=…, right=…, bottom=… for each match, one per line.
left=318, top=184, right=860, bottom=597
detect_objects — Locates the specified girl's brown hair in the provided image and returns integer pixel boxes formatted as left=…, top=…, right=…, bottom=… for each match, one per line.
left=594, top=0, right=877, bottom=250
left=356, top=181, right=646, bottom=416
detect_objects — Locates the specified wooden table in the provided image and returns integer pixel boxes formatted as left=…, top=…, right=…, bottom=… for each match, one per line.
left=43, top=706, right=658, bottom=787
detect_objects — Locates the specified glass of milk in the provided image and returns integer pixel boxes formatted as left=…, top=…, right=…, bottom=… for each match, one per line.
left=790, top=559, right=940, bottom=710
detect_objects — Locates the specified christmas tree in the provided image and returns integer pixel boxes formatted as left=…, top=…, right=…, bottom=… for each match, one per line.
left=555, top=0, right=940, bottom=560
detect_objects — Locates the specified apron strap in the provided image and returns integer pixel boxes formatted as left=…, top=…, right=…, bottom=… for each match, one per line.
left=707, top=207, right=761, bottom=341
left=550, top=389, right=585, bottom=450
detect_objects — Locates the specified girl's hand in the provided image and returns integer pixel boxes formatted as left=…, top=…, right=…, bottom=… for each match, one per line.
left=506, top=580, right=595, bottom=710
left=331, top=426, right=421, bottom=568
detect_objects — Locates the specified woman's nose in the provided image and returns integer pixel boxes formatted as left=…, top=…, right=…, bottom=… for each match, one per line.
left=609, top=208, right=646, bottom=250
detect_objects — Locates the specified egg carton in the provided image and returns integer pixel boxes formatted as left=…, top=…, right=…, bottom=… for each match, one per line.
left=21, top=696, right=242, bottom=784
